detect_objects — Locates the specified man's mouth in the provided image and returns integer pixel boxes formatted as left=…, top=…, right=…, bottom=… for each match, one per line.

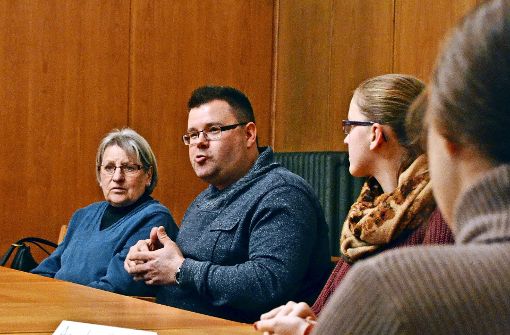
left=195, top=154, right=208, bottom=164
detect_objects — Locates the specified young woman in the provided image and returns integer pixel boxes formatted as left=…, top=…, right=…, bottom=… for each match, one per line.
left=308, top=1, right=510, bottom=333
left=254, top=74, right=454, bottom=335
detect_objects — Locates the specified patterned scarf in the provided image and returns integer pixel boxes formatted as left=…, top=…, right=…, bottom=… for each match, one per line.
left=340, top=155, right=435, bottom=263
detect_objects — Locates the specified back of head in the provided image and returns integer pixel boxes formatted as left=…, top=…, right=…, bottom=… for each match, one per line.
left=188, top=85, right=255, bottom=123
left=355, top=74, right=425, bottom=169
left=405, top=90, right=429, bottom=159
left=429, top=0, right=510, bottom=164
left=96, top=128, right=158, bottom=194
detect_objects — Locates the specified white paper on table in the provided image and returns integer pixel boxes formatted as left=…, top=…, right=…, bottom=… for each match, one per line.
left=53, top=320, right=158, bottom=335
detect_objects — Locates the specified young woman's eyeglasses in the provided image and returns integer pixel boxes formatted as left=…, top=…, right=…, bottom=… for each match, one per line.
left=99, top=164, right=144, bottom=176
left=182, top=122, right=247, bottom=145
left=342, top=120, right=377, bottom=135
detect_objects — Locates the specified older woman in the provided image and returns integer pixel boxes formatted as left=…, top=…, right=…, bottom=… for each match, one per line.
left=254, top=74, right=454, bottom=335
left=32, top=128, right=178, bottom=296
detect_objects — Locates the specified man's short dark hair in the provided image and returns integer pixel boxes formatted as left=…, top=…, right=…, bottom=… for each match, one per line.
left=187, top=85, right=255, bottom=123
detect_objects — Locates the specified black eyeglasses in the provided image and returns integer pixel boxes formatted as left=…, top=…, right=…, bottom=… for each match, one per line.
left=99, top=163, right=145, bottom=176
left=342, top=120, right=377, bottom=135
left=182, top=122, right=247, bottom=145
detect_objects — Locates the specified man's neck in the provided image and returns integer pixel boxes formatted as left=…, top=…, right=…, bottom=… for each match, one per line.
left=214, top=147, right=260, bottom=190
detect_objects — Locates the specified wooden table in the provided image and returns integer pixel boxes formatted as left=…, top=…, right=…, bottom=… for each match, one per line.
left=0, top=267, right=256, bottom=334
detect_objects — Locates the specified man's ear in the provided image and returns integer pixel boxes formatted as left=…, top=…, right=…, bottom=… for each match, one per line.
left=369, top=124, right=385, bottom=150
left=245, top=122, right=257, bottom=148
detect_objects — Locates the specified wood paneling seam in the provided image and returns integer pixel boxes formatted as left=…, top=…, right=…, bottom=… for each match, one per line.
left=127, top=0, right=133, bottom=126
left=270, top=0, right=280, bottom=148
left=327, top=0, right=334, bottom=133
left=392, top=0, right=396, bottom=73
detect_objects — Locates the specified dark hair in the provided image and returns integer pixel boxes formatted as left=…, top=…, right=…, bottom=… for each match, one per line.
left=429, top=0, right=510, bottom=164
left=187, top=85, right=255, bottom=123
left=405, top=90, right=429, bottom=158
left=354, top=74, right=426, bottom=171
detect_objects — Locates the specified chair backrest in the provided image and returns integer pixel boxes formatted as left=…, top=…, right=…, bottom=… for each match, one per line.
left=58, top=225, right=68, bottom=244
left=273, top=151, right=364, bottom=257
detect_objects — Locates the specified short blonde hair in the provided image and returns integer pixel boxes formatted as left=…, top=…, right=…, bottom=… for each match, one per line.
left=96, top=128, right=158, bottom=194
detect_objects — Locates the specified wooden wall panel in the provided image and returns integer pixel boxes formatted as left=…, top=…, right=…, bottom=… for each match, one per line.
left=273, top=0, right=333, bottom=152
left=330, top=0, right=394, bottom=152
left=274, top=0, right=479, bottom=152
left=0, top=1, right=129, bottom=253
left=129, top=0, right=275, bottom=223
left=394, top=0, right=479, bottom=81
left=274, top=0, right=394, bottom=152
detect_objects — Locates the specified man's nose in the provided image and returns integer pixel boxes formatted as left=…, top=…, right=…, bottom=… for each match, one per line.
left=196, top=131, right=209, bottom=147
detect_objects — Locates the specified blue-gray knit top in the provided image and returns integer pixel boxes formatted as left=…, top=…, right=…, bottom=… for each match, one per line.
left=157, top=147, right=331, bottom=322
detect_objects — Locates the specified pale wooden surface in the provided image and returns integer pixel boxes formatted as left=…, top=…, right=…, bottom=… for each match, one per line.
left=0, top=267, right=255, bottom=335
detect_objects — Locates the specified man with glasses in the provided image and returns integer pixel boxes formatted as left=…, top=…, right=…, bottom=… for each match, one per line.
left=124, top=85, right=330, bottom=322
